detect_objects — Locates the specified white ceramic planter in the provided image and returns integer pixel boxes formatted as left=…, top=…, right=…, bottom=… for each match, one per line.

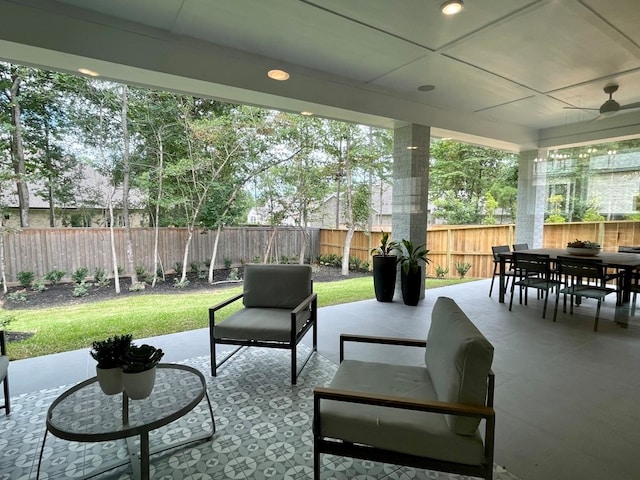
left=122, top=367, right=157, bottom=400
left=96, top=366, right=123, bottom=395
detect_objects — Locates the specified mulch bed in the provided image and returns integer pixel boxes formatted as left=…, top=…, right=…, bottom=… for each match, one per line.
left=0, top=264, right=370, bottom=311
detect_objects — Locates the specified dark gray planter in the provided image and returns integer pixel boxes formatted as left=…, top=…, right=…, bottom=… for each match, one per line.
left=372, top=255, right=397, bottom=302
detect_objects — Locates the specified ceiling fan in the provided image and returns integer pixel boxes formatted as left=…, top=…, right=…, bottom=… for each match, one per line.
left=563, top=85, right=640, bottom=120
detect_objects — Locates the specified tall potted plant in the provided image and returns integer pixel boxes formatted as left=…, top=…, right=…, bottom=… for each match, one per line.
left=396, top=239, right=431, bottom=306
left=370, top=232, right=399, bottom=302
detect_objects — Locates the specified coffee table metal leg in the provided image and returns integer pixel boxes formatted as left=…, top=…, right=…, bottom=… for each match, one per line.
left=140, top=432, right=150, bottom=480
left=36, top=428, right=48, bottom=480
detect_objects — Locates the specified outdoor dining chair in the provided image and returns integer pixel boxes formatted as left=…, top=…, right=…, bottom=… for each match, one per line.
left=489, top=245, right=514, bottom=297
left=509, top=252, right=561, bottom=319
left=553, top=256, right=621, bottom=331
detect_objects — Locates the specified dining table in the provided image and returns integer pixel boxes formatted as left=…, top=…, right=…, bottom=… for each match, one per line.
left=497, top=248, right=640, bottom=305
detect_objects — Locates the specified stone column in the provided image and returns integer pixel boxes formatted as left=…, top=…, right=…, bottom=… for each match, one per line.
left=392, top=124, right=430, bottom=300
left=515, top=149, right=547, bottom=248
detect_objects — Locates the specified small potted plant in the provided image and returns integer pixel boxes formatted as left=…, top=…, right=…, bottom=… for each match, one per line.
left=370, top=232, right=400, bottom=302
left=567, top=239, right=601, bottom=256
left=90, top=334, right=133, bottom=395
left=395, top=239, right=431, bottom=306
left=122, top=343, right=165, bottom=399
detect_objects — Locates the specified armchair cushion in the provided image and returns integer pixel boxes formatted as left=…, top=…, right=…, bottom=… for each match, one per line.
left=320, top=359, right=485, bottom=465
left=243, top=264, right=312, bottom=309
left=425, top=297, right=494, bottom=435
left=215, top=307, right=312, bottom=342
left=0, top=355, right=7, bottom=382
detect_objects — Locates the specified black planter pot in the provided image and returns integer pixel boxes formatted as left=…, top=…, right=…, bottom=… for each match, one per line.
left=372, top=255, right=397, bottom=302
left=400, top=267, right=423, bottom=306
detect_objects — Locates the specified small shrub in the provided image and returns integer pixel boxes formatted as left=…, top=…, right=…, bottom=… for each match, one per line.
left=279, top=255, right=289, bottom=264
left=190, top=261, right=200, bottom=274
left=454, top=261, right=472, bottom=279
left=228, top=267, right=240, bottom=281
left=135, top=265, right=146, bottom=276
left=174, top=262, right=183, bottom=273
left=17, top=271, right=35, bottom=287
left=31, top=277, right=48, bottom=292
left=7, top=291, right=27, bottom=303
left=129, top=282, right=146, bottom=292
left=71, top=267, right=88, bottom=284
left=0, top=312, right=15, bottom=329
left=45, top=269, right=65, bottom=285
left=204, top=259, right=211, bottom=268
left=435, top=265, right=449, bottom=278
left=93, top=267, right=109, bottom=287
left=144, top=273, right=155, bottom=284
left=252, top=256, right=261, bottom=263
left=72, top=282, right=89, bottom=297
left=360, top=261, right=370, bottom=272
left=223, top=258, right=232, bottom=269
left=117, top=266, right=124, bottom=276
left=173, top=278, right=190, bottom=289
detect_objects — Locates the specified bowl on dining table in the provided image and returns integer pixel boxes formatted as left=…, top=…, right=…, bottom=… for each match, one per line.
left=566, top=246, right=601, bottom=256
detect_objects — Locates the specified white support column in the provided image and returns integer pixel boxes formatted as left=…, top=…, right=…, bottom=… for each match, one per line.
left=515, top=149, right=548, bottom=248
left=392, top=124, right=430, bottom=300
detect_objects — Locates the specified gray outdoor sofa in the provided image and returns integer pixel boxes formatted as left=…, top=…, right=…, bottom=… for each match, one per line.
left=313, top=296, right=495, bottom=479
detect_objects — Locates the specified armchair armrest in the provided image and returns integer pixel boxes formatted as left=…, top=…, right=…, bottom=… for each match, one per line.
left=209, top=293, right=244, bottom=313
left=339, top=333, right=426, bottom=362
left=291, top=292, right=317, bottom=316
left=313, top=386, right=495, bottom=420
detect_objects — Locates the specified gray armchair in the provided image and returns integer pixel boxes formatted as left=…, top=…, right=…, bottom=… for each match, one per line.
left=313, top=297, right=495, bottom=479
left=0, top=330, right=9, bottom=415
left=209, top=263, right=317, bottom=385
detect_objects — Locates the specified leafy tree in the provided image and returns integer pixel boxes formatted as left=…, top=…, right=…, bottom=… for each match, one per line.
left=429, top=139, right=517, bottom=224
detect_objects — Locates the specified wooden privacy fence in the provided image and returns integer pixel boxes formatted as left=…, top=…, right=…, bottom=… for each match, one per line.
left=1, top=226, right=320, bottom=283
left=320, top=221, right=640, bottom=279
left=4, top=221, right=640, bottom=283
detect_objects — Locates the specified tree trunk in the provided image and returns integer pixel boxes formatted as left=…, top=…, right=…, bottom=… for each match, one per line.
left=107, top=189, right=121, bottom=294
left=208, top=224, right=223, bottom=283
left=0, top=229, right=7, bottom=293
left=151, top=133, right=164, bottom=288
left=341, top=226, right=355, bottom=276
left=264, top=226, right=277, bottom=263
left=9, top=70, right=29, bottom=227
left=180, top=227, right=193, bottom=283
left=121, top=85, right=138, bottom=285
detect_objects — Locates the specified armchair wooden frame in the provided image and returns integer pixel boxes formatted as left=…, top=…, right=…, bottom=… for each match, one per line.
left=0, top=330, right=10, bottom=415
left=313, top=334, right=495, bottom=480
left=209, top=290, right=318, bottom=385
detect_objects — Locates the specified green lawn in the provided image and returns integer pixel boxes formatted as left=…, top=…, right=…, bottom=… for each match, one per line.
left=2, top=276, right=472, bottom=360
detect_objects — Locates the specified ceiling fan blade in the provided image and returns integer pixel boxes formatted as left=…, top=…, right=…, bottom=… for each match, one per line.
left=563, top=106, right=598, bottom=111
left=619, top=102, right=640, bottom=111
left=588, top=114, right=607, bottom=123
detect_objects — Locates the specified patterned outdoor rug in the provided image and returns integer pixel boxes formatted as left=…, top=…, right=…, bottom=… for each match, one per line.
left=0, top=348, right=520, bottom=479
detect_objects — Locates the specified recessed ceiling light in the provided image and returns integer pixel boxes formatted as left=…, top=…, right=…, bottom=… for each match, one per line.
left=301, top=111, right=313, bottom=116
left=441, top=0, right=463, bottom=15
left=78, top=68, right=100, bottom=77
left=417, top=84, right=436, bottom=92
left=268, top=69, right=290, bottom=81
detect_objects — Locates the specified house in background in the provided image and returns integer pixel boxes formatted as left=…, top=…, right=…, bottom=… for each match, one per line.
left=1, top=164, right=147, bottom=229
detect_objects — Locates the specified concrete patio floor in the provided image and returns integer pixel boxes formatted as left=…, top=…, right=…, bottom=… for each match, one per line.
left=7, top=278, right=640, bottom=480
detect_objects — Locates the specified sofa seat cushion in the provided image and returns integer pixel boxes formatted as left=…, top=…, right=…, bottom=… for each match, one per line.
left=215, top=307, right=311, bottom=342
left=320, top=359, right=485, bottom=466
left=426, top=297, right=494, bottom=435
left=0, top=355, right=8, bottom=381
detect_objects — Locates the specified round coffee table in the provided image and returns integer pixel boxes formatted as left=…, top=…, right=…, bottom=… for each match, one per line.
left=37, top=363, right=215, bottom=480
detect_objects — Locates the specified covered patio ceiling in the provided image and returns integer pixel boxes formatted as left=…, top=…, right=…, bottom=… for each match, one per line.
left=1, top=0, right=640, bottom=152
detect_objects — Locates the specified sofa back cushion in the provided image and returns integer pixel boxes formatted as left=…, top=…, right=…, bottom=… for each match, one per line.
left=243, top=264, right=312, bottom=309
left=425, top=296, right=494, bottom=435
